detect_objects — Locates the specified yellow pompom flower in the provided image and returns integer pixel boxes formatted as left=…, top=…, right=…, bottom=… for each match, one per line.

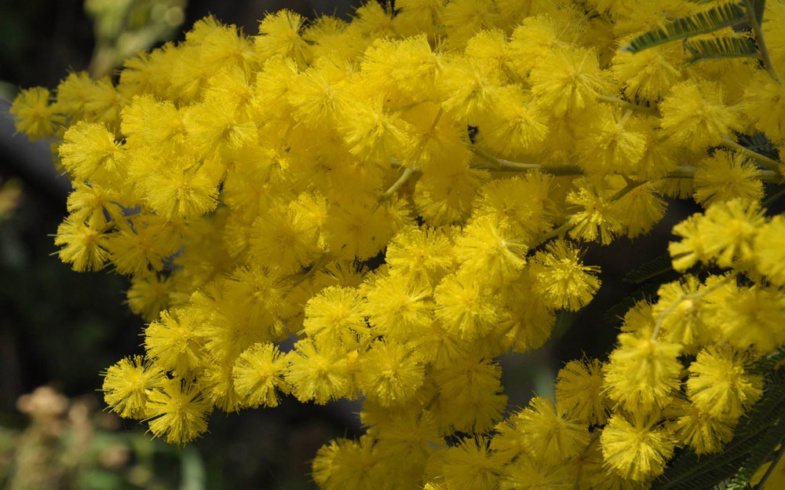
left=499, top=452, right=574, bottom=490
left=700, top=198, right=766, bottom=269
left=507, top=13, right=583, bottom=79
left=743, top=70, right=785, bottom=142
left=668, top=214, right=709, bottom=272
left=705, top=282, right=785, bottom=353
left=232, top=343, right=289, bottom=408
left=106, top=219, right=169, bottom=276
left=138, top=156, right=221, bottom=220
left=693, top=150, right=763, bottom=207
left=530, top=239, right=601, bottom=311
left=324, top=196, right=412, bottom=262
left=339, top=96, right=414, bottom=162
left=121, top=95, right=187, bottom=151
left=222, top=265, right=289, bottom=337
left=762, top=0, right=785, bottom=70
left=385, top=225, right=455, bottom=289
left=439, top=57, right=502, bottom=124
left=530, top=46, right=611, bottom=117
left=59, top=122, right=124, bottom=183
left=659, top=80, right=743, bottom=152
left=555, top=358, right=608, bottom=425
left=54, top=216, right=110, bottom=272
left=126, top=273, right=173, bottom=322
left=754, top=215, right=785, bottom=286
left=614, top=182, right=667, bottom=239
left=287, top=66, right=347, bottom=130
left=184, top=98, right=257, bottom=156
left=434, top=273, right=500, bottom=339
left=600, top=412, right=676, bottom=482
left=515, top=397, right=591, bottom=466
left=146, top=378, right=211, bottom=444
left=464, top=29, right=513, bottom=79
left=363, top=273, right=433, bottom=340
left=502, top=275, right=556, bottom=353
left=358, top=341, right=424, bottom=407
left=666, top=398, right=737, bottom=455
left=566, top=177, right=624, bottom=245
left=454, top=215, right=528, bottom=286
left=66, top=183, right=117, bottom=229
left=476, top=85, right=549, bottom=158
left=249, top=204, right=319, bottom=274
left=54, top=71, right=94, bottom=120
left=302, top=286, right=368, bottom=351
left=652, top=276, right=712, bottom=350
left=575, top=107, right=648, bottom=175
left=360, top=35, right=441, bottom=105
left=473, top=172, right=554, bottom=240
left=604, top=330, right=682, bottom=413
left=373, top=410, right=442, bottom=475
left=439, top=436, right=501, bottom=490
left=102, top=355, right=163, bottom=419
left=311, top=436, right=385, bottom=490
left=432, top=357, right=507, bottom=432
left=686, top=346, right=764, bottom=419
left=254, top=10, right=311, bottom=67
left=144, top=308, right=205, bottom=376
left=441, top=0, right=499, bottom=49
left=414, top=162, right=480, bottom=226
left=200, top=27, right=256, bottom=81
left=611, top=39, right=684, bottom=102
left=285, top=339, right=350, bottom=404
left=10, top=87, right=62, bottom=140
left=81, top=77, right=123, bottom=131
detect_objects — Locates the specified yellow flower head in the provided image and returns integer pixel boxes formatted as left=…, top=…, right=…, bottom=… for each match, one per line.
left=233, top=342, right=289, bottom=408
left=10, top=87, right=62, bottom=140
left=659, top=80, right=743, bottom=152
left=102, top=355, right=163, bottom=419
left=600, top=411, right=676, bottom=482
left=693, top=150, right=763, bottom=207
left=686, top=346, right=764, bottom=419
left=530, top=239, right=601, bottom=311
left=515, top=396, right=591, bottom=466
left=146, top=378, right=211, bottom=444
left=604, top=330, right=682, bottom=413
left=556, top=358, right=608, bottom=425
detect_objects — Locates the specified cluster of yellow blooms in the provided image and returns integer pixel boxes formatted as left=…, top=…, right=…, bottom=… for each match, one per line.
left=11, top=0, right=785, bottom=488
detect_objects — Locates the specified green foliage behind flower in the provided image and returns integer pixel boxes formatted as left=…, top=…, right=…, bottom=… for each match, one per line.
left=10, top=0, right=785, bottom=488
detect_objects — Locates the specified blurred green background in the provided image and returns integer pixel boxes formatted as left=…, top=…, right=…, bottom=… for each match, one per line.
left=0, top=1, right=704, bottom=488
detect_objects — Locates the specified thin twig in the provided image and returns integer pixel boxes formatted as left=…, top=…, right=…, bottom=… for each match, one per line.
left=379, top=166, right=416, bottom=203
left=538, top=218, right=575, bottom=244
left=596, top=94, right=660, bottom=116
left=722, top=138, right=783, bottom=173
left=744, top=0, right=780, bottom=81
left=651, top=274, right=736, bottom=341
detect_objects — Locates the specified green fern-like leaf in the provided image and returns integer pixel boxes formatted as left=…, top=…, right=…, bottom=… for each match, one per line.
left=622, top=2, right=747, bottom=53
left=726, top=419, right=785, bottom=489
left=750, top=347, right=785, bottom=375
left=735, top=377, right=785, bottom=438
left=624, top=253, right=675, bottom=285
left=654, top=377, right=785, bottom=489
left=738, top=132, right=779, bottom=160
left=685, top=36, right=759, bottom=64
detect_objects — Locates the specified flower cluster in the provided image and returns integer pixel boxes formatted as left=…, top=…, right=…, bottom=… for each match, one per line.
left=10, top=0, right=785, bottom=488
